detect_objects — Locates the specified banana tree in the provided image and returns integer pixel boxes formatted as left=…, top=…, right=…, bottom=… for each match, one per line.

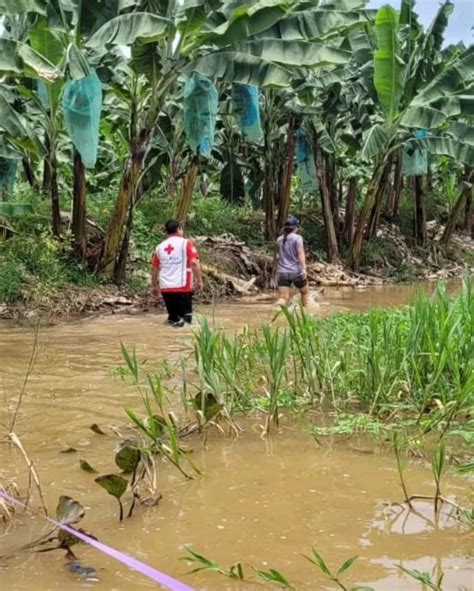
left=346, top=1, right=474, bottom=269
left=0, top=11, right=63, bottom=232
left=86, top=0, right=364, bottom=279
left=0, top=1, right=119, bottom=249
left=285, top=25, right=375, bottom=264
left=40, top=1, right=119, bottom=254
left=441, top=166, right=473, bottom=246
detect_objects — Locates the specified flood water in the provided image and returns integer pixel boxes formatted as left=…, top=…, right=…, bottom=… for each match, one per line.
left=0, top=279, right=472, bottom=591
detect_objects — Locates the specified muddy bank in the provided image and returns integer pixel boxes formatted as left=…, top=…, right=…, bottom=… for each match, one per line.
left=0, top=274, right=469, bottom=326
left=1, top=226, right=472, bottom=324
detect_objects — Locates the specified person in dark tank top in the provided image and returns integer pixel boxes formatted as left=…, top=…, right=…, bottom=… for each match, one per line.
left=275, top=216, right=309, bottom=307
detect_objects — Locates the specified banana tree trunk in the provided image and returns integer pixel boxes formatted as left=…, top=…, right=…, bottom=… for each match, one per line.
left=175, top=155, right=199, bottom=223
left=276, top=117, right=297, bottom=231
left=22, top=157, right=39, bottom=191
left=464, top=186, right=473, bottom=238
left=50, top=150, right=61, bottom=238
left=368, top=158, right=391, bottom=238
left=426, top=163, right=433, bottom=192
left=414, top=176, right=426, bottom=245
left=387, top=152, right=403, bottom=220
left=99, top=158, right=137, bottom=275
left=97, top=69, right=178, bottom=278
left=114, top=202, right=134, bottom=285
left=263, top=154, right=277, bottom=241
left=441, top=169, right=473, bottom=246
left=344, top=178, right=357, bottom=247
left=72, top=150, right=86, bottom=258
left=166, top=154, right=180, bottom=200
left=41, top=130, right=61, bottom=236
left=326, top=154, right=340, bottom=245
left=346, top=161, right=385, bottom=270
left=41, top=133, right=51, bottom=195
left=42, top=154, right=51, bottom=194
left=98, top=127, right=149, bottom=276
left=314, top=139, right=340, bottom=264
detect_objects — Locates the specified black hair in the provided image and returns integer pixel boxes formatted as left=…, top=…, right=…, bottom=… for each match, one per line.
left=165, top=219, right=182, bottom=235
left=282, top=224, right=297, bottom=245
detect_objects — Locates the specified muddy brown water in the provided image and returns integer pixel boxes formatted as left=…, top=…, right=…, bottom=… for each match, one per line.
left=0, top=280, right=472, bottom=590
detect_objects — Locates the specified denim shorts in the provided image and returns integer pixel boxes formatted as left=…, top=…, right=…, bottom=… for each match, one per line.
left=278, top=273, right=308, bottom=288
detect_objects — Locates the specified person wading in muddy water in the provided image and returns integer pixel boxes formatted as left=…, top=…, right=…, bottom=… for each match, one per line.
left=275, top=216, right=310, bottom=307
left=151, top=219, right=203, bottom=327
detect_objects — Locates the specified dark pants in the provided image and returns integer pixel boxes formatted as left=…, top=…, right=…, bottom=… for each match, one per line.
left=277, top=273, right=308, bottom=288
left=161, top=292, right=193, bottom=323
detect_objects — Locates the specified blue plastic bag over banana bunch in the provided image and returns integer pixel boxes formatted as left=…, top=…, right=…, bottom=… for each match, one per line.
left=184, top=73, right=218, bottom=158
left=296, top=129, right=317, bottom=191
left=37, top=79, right=50, bottom=110
left=232, top=84, right=263, bottom=142
left=63, top=72, right=103, bottom=168
left=403, top=129, right=428, bottom=176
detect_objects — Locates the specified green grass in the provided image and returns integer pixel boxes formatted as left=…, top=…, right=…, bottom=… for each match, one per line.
left=186, top=281, right=473, bottom=438
left=0, top=185, right=263, bottom=303
left=0, top=230, right=96, bottom=303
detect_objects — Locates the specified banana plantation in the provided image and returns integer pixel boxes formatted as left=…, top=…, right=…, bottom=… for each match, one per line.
left=0, top=0, right=472, bottom=290
left=0, top=2, right=473, bottom=591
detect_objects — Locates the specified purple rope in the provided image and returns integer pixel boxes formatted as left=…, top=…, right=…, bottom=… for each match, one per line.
left=0, top=491, right=196, bottom=591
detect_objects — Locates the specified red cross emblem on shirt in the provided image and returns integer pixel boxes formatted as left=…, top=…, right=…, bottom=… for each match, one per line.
left=164, top=244, right=174, bottom=255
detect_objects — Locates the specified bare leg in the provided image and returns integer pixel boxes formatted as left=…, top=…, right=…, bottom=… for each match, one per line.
left=277, top=286, right=291, bottom=306
left=300, top=284, right=310, bottom=307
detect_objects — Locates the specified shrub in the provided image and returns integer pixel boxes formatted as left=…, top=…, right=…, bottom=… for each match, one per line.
left=0, top=251, right=24, bottom=302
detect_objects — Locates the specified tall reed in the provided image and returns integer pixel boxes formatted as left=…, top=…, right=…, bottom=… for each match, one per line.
left=188, top=280, right=473, bottom=431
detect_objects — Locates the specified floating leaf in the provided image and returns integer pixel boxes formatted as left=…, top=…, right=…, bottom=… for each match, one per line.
left=95, top=474, right=128, bottom=520
left=56, top=496, right=85, bottom=525
left=79, top=459, right=97, bottom=474
left=90, top=423, right=106, bottom=436
left=115, top=444, right=140, bottom=474
left=58, top=528, right=81, bottom=550
left=59, top=528, right=97, bottom=555
left=95, top=474, right=128, bottom=500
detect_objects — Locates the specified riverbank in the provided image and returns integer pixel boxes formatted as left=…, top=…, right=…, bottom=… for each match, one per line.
left=2, top=190, right=474, bottom=324
left=1, top=222, right=473, bottom=324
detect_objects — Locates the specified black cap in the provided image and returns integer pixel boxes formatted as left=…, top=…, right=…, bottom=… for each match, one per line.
left=285, top=216, right=300, bottom=227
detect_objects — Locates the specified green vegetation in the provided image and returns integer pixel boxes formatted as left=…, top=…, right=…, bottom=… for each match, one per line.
left=109, top=280, right=472, bottom=509
left=184, top=281, right=473, bottom=436
left=0, top=228, right=95, bottom=303
left=0, top=186, right=264, bottom=303
left=0, top=0, right=472, bottom=307
left=1, top=1, right=473, bottom=589
left=180, top=545, right=453, bottom=590
left=1, top=181, right=472, bottom=308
